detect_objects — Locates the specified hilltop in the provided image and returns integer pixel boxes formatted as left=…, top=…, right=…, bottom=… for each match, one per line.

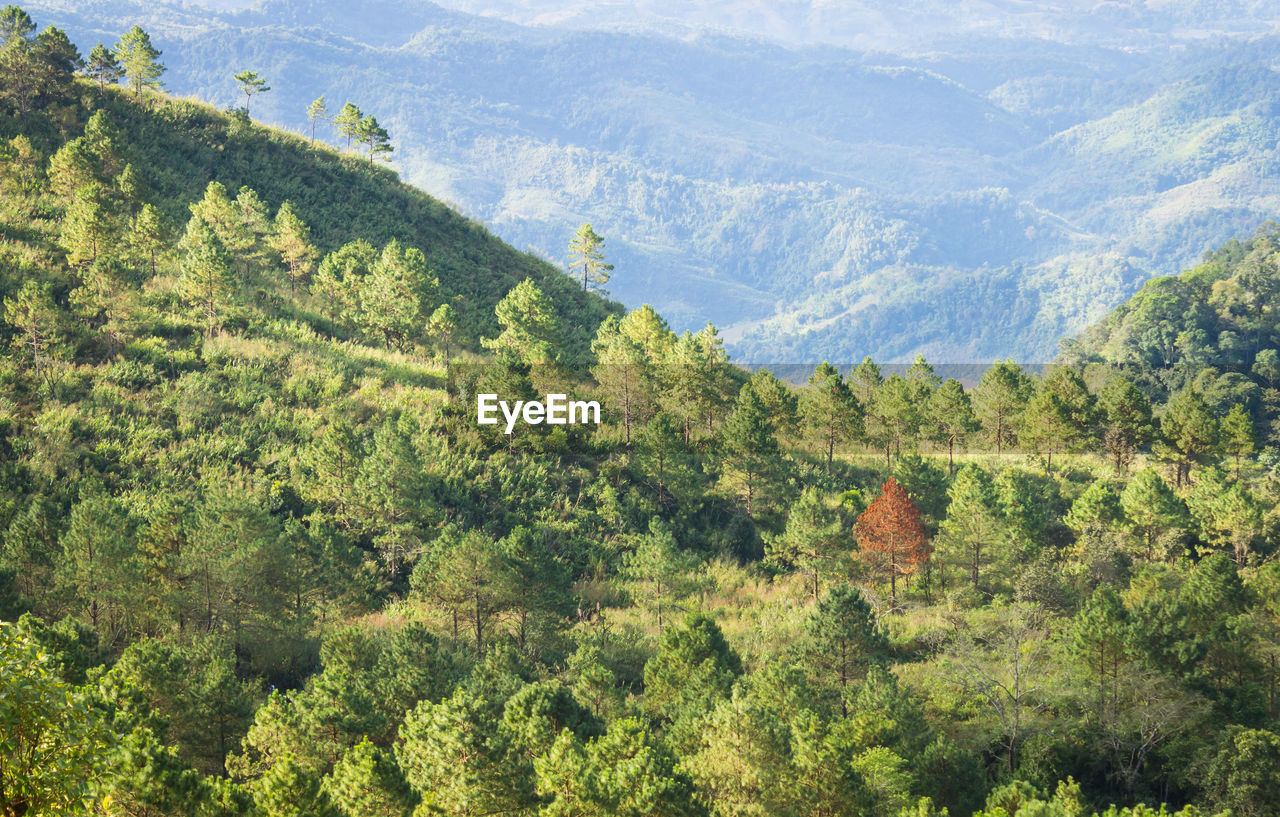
left=1061, top=221, right=1280, bottom=411
left=1, top=43, right=619, bottom=362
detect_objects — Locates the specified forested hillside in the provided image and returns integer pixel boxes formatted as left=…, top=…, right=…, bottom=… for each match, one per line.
left=21, top=0, right=1280, bottom=362
left=1062, top=223, right=1280, bottom=420
left=5, top=7, right=1280, bottom=817
left=0, top=10, right=618, bottom=365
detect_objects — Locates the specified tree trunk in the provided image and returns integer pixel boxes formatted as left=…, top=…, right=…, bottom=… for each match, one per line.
left=623, top=377, right=633, bottom=446
left=1270, top=654, right=1277, bottom=718
left=838, top=640, right=849, bottom=719
left=204, top=562, right=213, bottom=631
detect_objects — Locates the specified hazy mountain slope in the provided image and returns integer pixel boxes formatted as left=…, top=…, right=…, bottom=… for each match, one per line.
left=27, top=0, right=1280, bottom=362
left=742, top=56, right=1280, bottom=363
left=414, top=0, right=1280, bottom=50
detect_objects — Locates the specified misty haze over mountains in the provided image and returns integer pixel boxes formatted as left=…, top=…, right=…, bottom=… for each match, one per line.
left=415, top=0, right=1280, bottom=48
left=27, top=0, right=1280, bottom=362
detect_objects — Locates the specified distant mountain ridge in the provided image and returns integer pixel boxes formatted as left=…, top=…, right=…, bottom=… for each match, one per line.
left=27, top=0, right=1280, bottom=362
left=401, top=0, right=1280, bottom=51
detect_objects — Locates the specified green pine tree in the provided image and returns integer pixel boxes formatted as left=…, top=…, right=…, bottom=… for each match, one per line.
left=642, top=613, right=742, bottom=728
left=973, top=360, right=1033, bottom=457
left=252, top=755, right=342, bottom=817
left=426, top=303, right=460, bottom=367
left=3, top=279, right=63, bottom=387
left=306, top=96, right=329, bottom=142
left=717, top=381, right=781, bottom=518
left=622, top=519, right=699, bottom=633
left=333, top=102, right=363, bottom=151
left=410, top=528, right=519, bottom=652
left=398, top=681, right=535, bottom=816
left=568, top=223, right=614, bottom=293
left=1222, top=403, right=1255, bottom=480
left=766, top=487, right=848, bottom=600
left=355, top=114, right=392, bottom=164
left=801, top=361, right=862, bottom=471
left=1119, top=468, right=1188, bottom=560
left=325, top=739, right=417, bottom=817
left=113, top=25, right=164, bottom=101
left=592, top=315, right=654, bottom=446
left=84, top=41, right=123, bottom=92
left=232, top=69, right=269, bottom=115
left=1063, top=479, right=1124, bottom=535
left=59, top=182, right=114, bottom=266
left=269, top=201, right=318, bottom=293
left=0, top=135, right=43, bottom=199
left=803, top=585, right=889, bottom=717
left=935, top=464, right=1010, bottom=594
left=1098, top=374, right=1155, bottom=473
left=1154, top=388, right=1220, bottom=487
left=482, top=278, right=561, bottom=367
left=1021, top=366, right=1099, bottom=472
left=926, top=378, right=979, bottom=475
left=178, top=215, right=235, bottom=336
left=127, top=203, right=167, bottom=274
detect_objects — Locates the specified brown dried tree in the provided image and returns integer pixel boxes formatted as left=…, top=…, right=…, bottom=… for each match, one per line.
left=854, top=477, right=929, bottom=609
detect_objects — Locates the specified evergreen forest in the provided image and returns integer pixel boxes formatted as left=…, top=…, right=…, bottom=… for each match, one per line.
left=4, top=8, right=1280, bottom=817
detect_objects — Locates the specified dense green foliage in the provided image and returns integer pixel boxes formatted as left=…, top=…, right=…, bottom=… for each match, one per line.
left=1065, top=224, right=1280, bottom=411
left=0, top=19, right=618, bottom=366
left=3, top=9, right=1280, bottom=817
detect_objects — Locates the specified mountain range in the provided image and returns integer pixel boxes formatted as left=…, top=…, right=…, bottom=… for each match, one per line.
left=25, top=0, right=1280, bottom=362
